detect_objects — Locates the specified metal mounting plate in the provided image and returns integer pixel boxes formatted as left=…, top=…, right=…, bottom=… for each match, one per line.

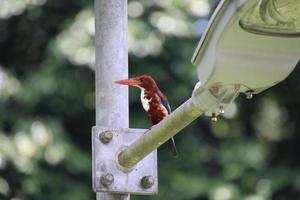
left=92, top=126, right=158, bottom=195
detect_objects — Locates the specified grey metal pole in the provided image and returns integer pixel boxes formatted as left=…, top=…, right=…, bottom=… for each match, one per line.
left=96, top=193, right=129, bottom=200
left=118, top=98, right=204, bottom=169
left=95, top=0, right=129, bottom=199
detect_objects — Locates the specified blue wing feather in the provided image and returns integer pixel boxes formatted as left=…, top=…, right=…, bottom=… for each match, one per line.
left=157, top=91, right=171, bottom=114
left=157, top=90, right=177, bottom=156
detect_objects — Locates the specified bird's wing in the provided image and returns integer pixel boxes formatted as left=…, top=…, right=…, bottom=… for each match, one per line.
left=157, top=90, right=177, bottom=156
left=157, top=90, right=171, bottom=114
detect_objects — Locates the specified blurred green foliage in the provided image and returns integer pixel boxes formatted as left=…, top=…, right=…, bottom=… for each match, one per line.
left=0, top=0, right=299, bottom=200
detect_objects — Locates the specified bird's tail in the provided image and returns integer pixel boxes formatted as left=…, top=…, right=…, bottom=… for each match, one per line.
left=168, top=137, right=177, bottom=157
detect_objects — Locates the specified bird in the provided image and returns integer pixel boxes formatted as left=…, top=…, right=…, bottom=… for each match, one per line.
left=114, top=75, right=177, bottom=156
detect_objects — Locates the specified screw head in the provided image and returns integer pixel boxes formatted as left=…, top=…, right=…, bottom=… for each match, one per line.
left=141, top=176, right=154, bottom=189
left=211, top=113, right=218, bottom=123
left=246, top=90, right=254, bottom=99
left=99, top=131, right=113, bottom=144
left=210, top=86, right=219, bottom=95
left=100, top=173, right=114, bottom=187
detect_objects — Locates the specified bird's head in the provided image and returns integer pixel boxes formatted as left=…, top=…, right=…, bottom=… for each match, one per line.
left=114, top=75, right=157, bottom=91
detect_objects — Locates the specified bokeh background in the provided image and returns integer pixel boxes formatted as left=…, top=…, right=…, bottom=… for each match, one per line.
left=0, top=0, right=299, bottom=199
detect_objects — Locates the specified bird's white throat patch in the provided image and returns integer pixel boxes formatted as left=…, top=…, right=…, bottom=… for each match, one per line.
left=140, top=88, right=151, bottom=111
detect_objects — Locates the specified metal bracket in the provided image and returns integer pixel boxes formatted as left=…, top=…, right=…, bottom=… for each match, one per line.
left=192, top=82, right=241, bottom=117
left=92, top=126, right=158, bottom=195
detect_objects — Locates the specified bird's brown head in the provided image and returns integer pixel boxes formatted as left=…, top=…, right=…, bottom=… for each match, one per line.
left=114, top=75, right=157, bottom=91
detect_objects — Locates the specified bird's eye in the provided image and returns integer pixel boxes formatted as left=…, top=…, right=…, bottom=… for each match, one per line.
left=140, top=79, right=144, bottom=82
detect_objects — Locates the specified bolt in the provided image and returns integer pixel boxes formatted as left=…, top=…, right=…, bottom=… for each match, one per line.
left=210, top=86, right=219, bottom=95
left=99, top=131, right=113, bottom=144
left=246, top=90, right=254, bottom=99
left=219, top=106, right=225, bottom=114
left=141, top=176, right=154, bottom=189
left=211, top=113, right=218, bottom=123
left=100, top=173, right=114, bottom=187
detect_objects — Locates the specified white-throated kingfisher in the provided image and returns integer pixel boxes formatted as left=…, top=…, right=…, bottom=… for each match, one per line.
left=114, top=75, right=177, bottom=156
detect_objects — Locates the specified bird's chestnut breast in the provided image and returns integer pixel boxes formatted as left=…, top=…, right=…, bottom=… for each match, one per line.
left=143, top=91, right=168, bottom=125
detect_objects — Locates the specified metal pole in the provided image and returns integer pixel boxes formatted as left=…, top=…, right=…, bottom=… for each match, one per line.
left=118, top=98, right=204, bottom=169
left=96, top=193, right=129, bottom=200
left=95, top=0, right=129, bottom=199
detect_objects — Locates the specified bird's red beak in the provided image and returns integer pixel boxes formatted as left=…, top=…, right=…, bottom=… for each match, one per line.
left=114, top=78, right=141, bottom=86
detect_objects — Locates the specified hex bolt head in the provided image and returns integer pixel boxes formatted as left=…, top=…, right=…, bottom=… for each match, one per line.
left=211, top=113, right=218, bottom=123
left=246, top=90, right=254, bottom=99
left=141, top=176, right=154, bottom=189
left=99, top=131, right=113, bottom=144
left=100, top=173, right=114, bottom=187
left=210, top=86, right=219, bottom=95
